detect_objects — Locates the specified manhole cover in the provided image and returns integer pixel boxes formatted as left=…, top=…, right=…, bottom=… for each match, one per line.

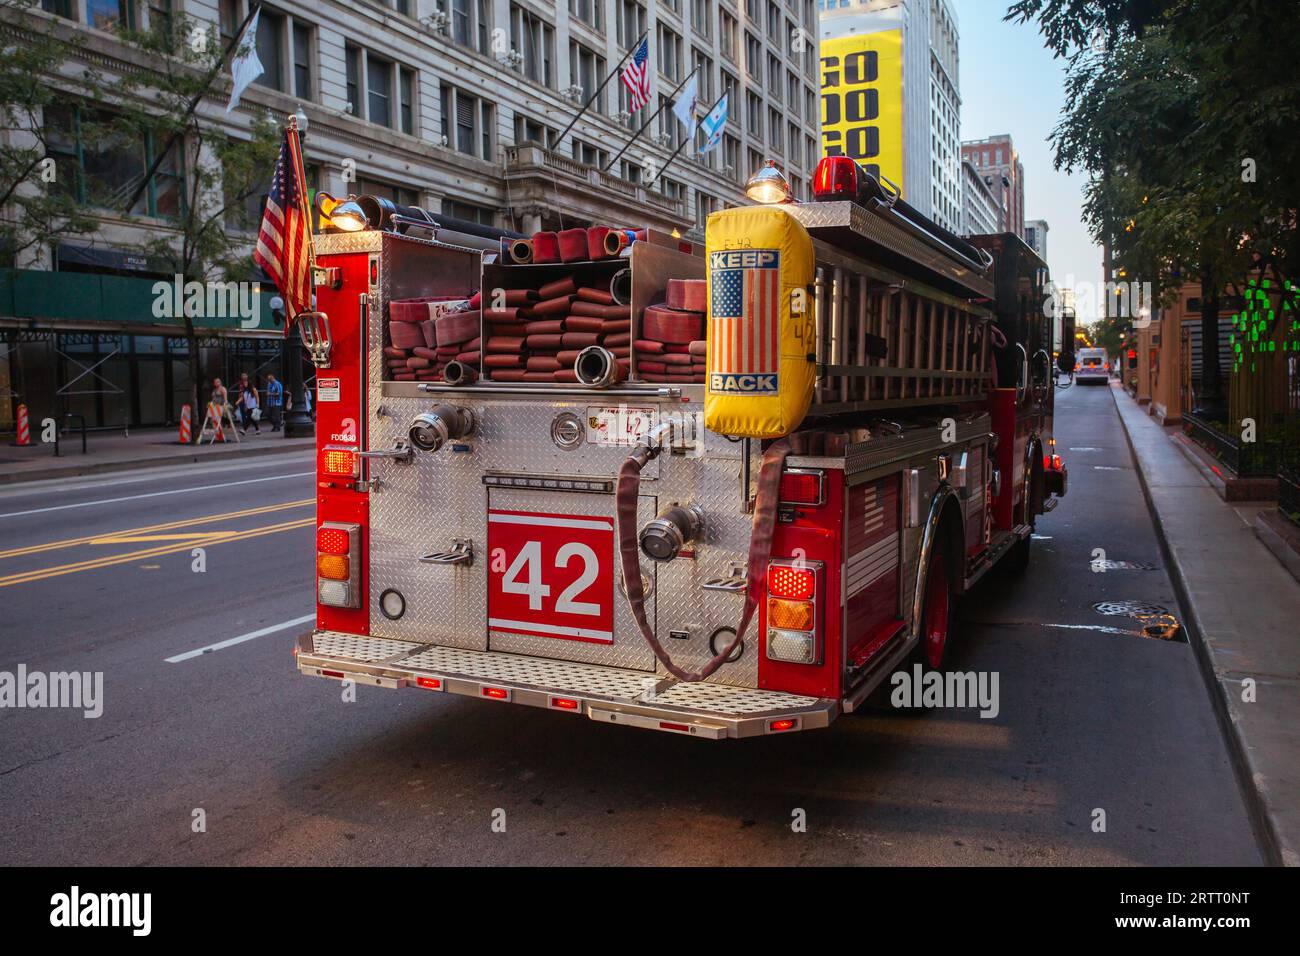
left=1092, top=560, right=1159, bottom=571
left=1093, top=600, right=1169, bottom=616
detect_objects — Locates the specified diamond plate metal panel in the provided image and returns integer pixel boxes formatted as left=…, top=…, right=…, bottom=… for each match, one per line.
left=311, top=632, right=420, bottom=662
left=399, top=643, right=654, bottom=699
left=364, top=390, right=764, bottom=686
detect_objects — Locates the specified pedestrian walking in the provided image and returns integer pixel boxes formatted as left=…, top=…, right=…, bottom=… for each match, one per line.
left=265, top=373, right=284, bottom=431
left=237, top=372, right=261, bottom=434
left=211, top=377, right=229, bottom=409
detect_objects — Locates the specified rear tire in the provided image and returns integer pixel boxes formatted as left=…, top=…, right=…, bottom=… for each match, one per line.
left=917, top=538, right=958, bottom=670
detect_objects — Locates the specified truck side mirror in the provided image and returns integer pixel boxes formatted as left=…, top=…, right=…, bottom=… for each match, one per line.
left=1057, top=350, right=1076, bottom=374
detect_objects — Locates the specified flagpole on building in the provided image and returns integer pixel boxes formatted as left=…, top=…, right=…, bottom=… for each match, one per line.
left=123, top=4, right=262, bottom=216
left=603, top=66, right=698, bottom=173
left=553, top=30, right=649, bottom=152
left=646, top=91, right=725, bottom=189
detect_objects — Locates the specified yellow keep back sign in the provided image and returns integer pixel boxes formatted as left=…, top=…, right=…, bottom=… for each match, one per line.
left=820, top=29, right=904, bottom=196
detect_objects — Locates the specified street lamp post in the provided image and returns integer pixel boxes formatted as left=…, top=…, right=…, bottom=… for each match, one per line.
left=270, top=294, right=314, bottom=438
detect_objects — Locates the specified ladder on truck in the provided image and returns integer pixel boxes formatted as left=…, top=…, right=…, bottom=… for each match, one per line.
left=787, top=199, right=997, bottom=414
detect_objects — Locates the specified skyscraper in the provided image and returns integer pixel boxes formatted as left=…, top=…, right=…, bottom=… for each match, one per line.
left=818, top=0, right=962, bottom=234
left=961, top=135, right=1025, bottom=237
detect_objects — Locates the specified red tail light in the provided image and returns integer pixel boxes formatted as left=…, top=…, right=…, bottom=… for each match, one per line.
left=779, top=469, right=825, bottom=506
left=813, top=156, right=860, bottom=200
left=768, top=564, right=815, bottom=600
left=317, top=526, right=351, bottom=555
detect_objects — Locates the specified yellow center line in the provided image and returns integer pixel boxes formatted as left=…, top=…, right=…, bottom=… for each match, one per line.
left=0, top=499, right=314, bottom=560
left=0, top=517, right=315, bottom=588
left=89, top=532, right=237, bottom=544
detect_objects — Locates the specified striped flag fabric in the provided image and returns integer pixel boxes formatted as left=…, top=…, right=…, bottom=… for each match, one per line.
left=620, top=37, right=651, bottom=112
left=709, top=250, right=780, bottom=391
left=253, top=127, right=312, bottom=318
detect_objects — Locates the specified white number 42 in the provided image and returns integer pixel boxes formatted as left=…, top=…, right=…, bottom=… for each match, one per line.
left=501, top=541, right=601, bottom=616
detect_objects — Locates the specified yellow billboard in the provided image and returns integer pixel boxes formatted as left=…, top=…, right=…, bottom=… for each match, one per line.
left=819, top=29, right=904, bottom=196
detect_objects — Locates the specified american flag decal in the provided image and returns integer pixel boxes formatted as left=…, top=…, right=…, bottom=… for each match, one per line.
left=708, top=249, right=781, bottom=394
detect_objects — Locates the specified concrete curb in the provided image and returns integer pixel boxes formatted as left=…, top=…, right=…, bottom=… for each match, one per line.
left=0, top=439, right=314, bottom=486
left=1110, top=384, right=1293, bottom=866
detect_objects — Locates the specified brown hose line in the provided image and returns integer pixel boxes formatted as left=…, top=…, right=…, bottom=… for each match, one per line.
left=616, top=438, right=791, bottom=682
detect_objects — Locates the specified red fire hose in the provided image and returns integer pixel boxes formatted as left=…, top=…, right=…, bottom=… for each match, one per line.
left=615, top=437, right=791, bottom=682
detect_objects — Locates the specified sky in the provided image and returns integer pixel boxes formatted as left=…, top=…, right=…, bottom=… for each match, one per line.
left=951, top=0, right=1104, bottom=321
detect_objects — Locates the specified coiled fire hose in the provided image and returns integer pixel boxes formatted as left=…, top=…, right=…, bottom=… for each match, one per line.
left=616, top=436, right=791, bottom=682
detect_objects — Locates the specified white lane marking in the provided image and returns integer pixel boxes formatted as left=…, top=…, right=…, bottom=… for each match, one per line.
left=0, top=472, right=313, bottom=519
left=166, top=613, right=315, bottom=663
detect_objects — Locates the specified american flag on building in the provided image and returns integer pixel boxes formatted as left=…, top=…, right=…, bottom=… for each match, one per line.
left=709, top=252, right=781, bottom=390
left=253, top=127, right=312, bottom=319
left=620, top=38, right=651, bottom=112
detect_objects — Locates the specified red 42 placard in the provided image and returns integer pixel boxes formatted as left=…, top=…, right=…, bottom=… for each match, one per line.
left=486, top=510, right=615, bottom=645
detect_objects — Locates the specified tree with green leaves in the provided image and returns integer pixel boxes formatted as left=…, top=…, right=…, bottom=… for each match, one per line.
left=0, top=0, right=100, bottom=264
left=1008, top=0, right=1300, bottom=421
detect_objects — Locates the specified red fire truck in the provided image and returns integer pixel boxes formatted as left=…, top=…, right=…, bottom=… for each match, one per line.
left=295, top=158, right=1067, bottom=739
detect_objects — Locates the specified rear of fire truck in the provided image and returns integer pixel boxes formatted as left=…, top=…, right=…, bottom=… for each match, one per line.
left=295, top=158, right=1066, bottom=739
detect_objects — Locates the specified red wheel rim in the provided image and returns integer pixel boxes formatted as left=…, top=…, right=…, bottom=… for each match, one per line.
left=923, top=555, right=949, bottom=669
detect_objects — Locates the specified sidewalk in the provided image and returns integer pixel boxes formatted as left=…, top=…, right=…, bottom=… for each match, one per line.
left=1112, top=384, right=1299, bottom=866
left=0, top=426, right=314, bottom=485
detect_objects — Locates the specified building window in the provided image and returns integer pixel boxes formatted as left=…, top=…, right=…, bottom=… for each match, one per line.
left=766, top=1, right=779, bottom=34
left=695, top=191, right=716, bottom=229
left=514, top=115, right=555, bottom=148
left=367, top=57, right=391, bottom=127
left=723, top=134, right=740, bottom=182
left=511, top=5, right=555, bottom=86
left=745, top=33, right=761, bottom=79
left=572, top=139, right=608, bottom=167
left=443, top=199, right=495, bottom=225
left=746, top=91, right=762, bottom=138
left=345, top=45, right=361, bottom=116
left=569, top=42, right=608, bottom=114
left=440, top=86, right=494, bottom=159
left=719, top=9, right=737, bottom=61
left=292, top=22, right=312, bottom=99
left=657, top=24, right=683, bottom=81
left=616, top=0, right=647, bottom=49
left=691, top=0, right=711, bottom=38
left=254, top=8, right=286, bottom=92
left=441, top=0, right=490, bottom=54
left=657, top=94, right=682, bottom=147
left=85, top=0, right=128, bottom=30
left=356, top=177, right=418, bottom=208
left=399, top=68, right=415, bottom=135
left=769, top=107, right=782, bottom=151
left=570, top=0, right=604, bottom=31
left=786, top=71, right=800, bottom=115
left=693, top=49, right=713, bottom=101
left=768, top=54, right=781, bottom=100
left=720, top=69, right=738, bottom=113
left=44, top=104, right=182, bottom=220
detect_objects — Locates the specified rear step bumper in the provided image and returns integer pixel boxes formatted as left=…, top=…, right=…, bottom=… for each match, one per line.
left=296, top=630, right=837, bottom=739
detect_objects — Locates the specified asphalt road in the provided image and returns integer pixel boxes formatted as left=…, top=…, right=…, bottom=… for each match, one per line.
left=0, top=384, right=1263, bottom=865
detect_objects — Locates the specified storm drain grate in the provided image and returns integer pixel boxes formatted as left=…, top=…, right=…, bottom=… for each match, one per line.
left=1093, top=600, right=1169, bottom=616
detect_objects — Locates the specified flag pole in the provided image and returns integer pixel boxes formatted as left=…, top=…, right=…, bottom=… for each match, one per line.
left=646, top=91, right=725, bottom=189
left=603, top=66, right=698, bottom=173
left=285, top=112, right=315, bottom=321
left=123, top=3, right=261, bottom=216
left=553, top=30, right=648, bottom=152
